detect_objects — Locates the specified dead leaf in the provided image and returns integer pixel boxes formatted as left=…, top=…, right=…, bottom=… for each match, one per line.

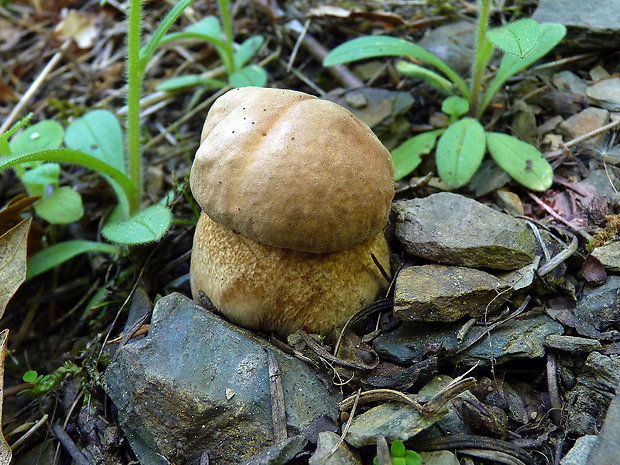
left=0, top=77, right=17, bottom=103
left=0, top=329, right=11, bottom=465
left=582, top=254, right=607, bottom=286
left=0, top=218, right=31, bottom=320
left=54, top=10, right=98, bottom=49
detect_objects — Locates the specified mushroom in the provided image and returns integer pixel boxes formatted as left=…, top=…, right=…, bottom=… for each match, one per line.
left=190, top=87, right=394, bottom=336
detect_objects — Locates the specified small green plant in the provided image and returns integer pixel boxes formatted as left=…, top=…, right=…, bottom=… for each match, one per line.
left=19, top=362, right=81, bottom=397
left=374, top=440, right=421, bottom=465
left=155, top=0, right=267, bottom=103
left=324, top=3, right=566, bottom=192
left=0, top=0, right=205, bottom=278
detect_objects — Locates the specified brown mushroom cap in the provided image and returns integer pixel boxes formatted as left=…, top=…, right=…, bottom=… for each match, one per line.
left=190, top=212, right=391, bottom=336
left=190, top=87, right=394, bottom=253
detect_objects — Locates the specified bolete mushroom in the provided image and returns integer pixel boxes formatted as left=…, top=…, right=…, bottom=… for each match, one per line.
left=190, top=87, right=394, bottom=336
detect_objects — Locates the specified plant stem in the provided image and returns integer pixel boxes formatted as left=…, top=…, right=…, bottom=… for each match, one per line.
left=469, top=0, right=492, bottom=117
left=218, top=0, right=236, bottom=75
left=126, top=0, right=143, bottom=214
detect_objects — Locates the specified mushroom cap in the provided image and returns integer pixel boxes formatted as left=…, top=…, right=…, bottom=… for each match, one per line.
left=190, top=87, right=394, bottom=253
left=190, top=212, right=391, bottom=336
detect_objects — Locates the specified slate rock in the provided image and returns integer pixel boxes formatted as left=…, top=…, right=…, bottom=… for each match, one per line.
left=582, top=170, right=620, bottom=207
left=392, top=193, right=535, bottom=270
left=532, top=0, right=620, bottom=51
left=394, top=265, right=512, bottom=322
left=345, top=402, right=444, bottom=448
left=561, top=435, right=596, bottom=465
left=559, top=107, right=610, bottom=143
left=106, top=293, right=341, bottom=465
left=553, top=71, right=588, bottom=96
left=418, top=451, right=459, bottom=465
left=587, top=78, right=620, bottom=112
left=586, top=381, right=620, bottom=465
left=373, top=316, right=563, bottom=366
left=418, top=21, right=477, bottom=76
left=238, top=436, right=307, bottom=465
left=544, top=335, right=603, bottom=353
left=592, top=241, right=620, bottom=272
left=573, top=276, right=620, bottom=338
left=309, top=432, right=362, bottom=465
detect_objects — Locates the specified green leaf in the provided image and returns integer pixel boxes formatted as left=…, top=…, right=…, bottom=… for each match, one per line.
left=488, top=19, right=540, bottom=58
left=23, top=370, right=39, bottom=384
left=9, top=120, right=64, bottom=155
left=486, top=132, right=553, bottom=191
left=21, top=163, right=60, bottom=186
left=441, top=96, right=469, bottom=118
left=65, top=110, right=126, bottom=173
left=0, top=113, right=32, bottom=154
left=405, top=450, right=422, bottom=465
left=396, top=61, right=454, bottom=94
left=392, top=458, right=406, bottom=465
left=391, top=129, right=443, bottom=181
left=34, top=186, right=84, bottom=224
left=391, top=440, right=406, bottom=457
left=27, top=240, right=120, bottom=280
left=229, top=65, right=268, bottom=88
left=102, top=204, right=172, bottom=245
left=436, top=118, right=486, bottom=188
left=323, top=36, right=469, bottom=100
left=0, top=149, right=138, bottom=201
left=186, top=15, right=220, bottom=37
left=156, top=75, right=226, bottom=92
left=480, top=23, right=566, bottom=115
left=234, top=35, right=264, bottom=68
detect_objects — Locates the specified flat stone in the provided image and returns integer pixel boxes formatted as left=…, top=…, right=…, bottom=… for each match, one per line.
left=345, top=402, right=444, bottom=448
left=238, top=436, right=307, bottom=465
left=309, top=432, right=361, bottom=465
left=592, top=241, right=620, bottom=272
left=419, top=451, right=459, bottom=465
left=394, top=265, right=513, bottom=322
left=373, top=316, right=563, bottom=366
left=544, top=335, right=603, bottom=352
left=533, top=0, right=620, bottom=51
left=582, top=170, right=620, bottom=207
left=573, top=277, right=620, bottom=338
left=418, top=21, right=477, bottom=76
left=561, top=435, right=597, bottom=465
left=588, top=78, right=620, bottom=111
left=559, top=107, right=610, bottom=143
left=586, top=380, right=620, bottom=465
left=553, top=71, right=588, bottom=96
left=106, top=293, right=341, bottom=465
left=391, top=193, right=535, bottom=270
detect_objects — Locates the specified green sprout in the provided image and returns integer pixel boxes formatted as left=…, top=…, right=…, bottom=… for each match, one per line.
left=324, top=2, right=566, bottom=192
left=374, top=440, right=422, bottom=465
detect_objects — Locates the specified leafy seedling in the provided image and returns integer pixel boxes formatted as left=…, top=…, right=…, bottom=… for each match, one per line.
left=324, top=4, right=566, bottom=191
left=373, top=440, right=422, bottom=465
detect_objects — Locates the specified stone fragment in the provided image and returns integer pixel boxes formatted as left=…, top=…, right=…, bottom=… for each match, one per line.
left=238, top=436, right=307, bottom=465
left=544, top=335, right=603, bottom=352
left=106, top=293, right=340, bottom=465
left=587, top=78, right=620, bottom=111
left=373, top=316, right=563, bottom=366
left=418, top=451, right=458, bottom=465
left=592, top=241, right=620, bottom=272
left=559, top=107, right=609, bottom=144
left=309, top=432, right=362, bottom=465
left=586, top=381, right=620, bottom=465
left=553, top=71, right=588, bottom=96
left=418, top=21, right=477, bottom=75
left=394, top=265, right=512, bottom=322
left=573, top=276, right=620, bottom=338
left=561, top=435, right=597, bottom=465
left=345, top=402, right=444, bottom=448
left=391, top=193, right=535, bottom=270
left=582, top=170, right=620, bottom=207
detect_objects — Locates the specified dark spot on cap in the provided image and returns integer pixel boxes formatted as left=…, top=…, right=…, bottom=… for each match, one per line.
left=262, top=133, right=267, bottom=136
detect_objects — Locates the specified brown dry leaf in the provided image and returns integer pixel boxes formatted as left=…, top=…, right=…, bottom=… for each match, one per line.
left=54, top=10, right=98, bottom=49
left=0, top=77, right=17, bottom=103
left=0, top=329, right=11, bottom=465
left=0, top=218, right=31, bottom=320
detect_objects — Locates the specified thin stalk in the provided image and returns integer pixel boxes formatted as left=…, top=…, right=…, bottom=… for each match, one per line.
left=126, top=0, right=143, bottom=214
left=469, top=0, right=492, bottom=117
left=218, top=0, right=235, bottom=75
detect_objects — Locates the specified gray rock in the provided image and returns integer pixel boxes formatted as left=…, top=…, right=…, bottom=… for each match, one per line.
left=592, top=241, right=620, bottom=272
left=587, top=78, right=620, bottom=111
left=106, top=293, right=340, bottom=465
left=309, top=432, right=362, bottom=465
left=559, top=107, right=610, bottom=143
left=373, top=316, right=563, bottom=366
left=392, top=193, right=536, bottom=270
left=544, top=335, right=603, bottom=352
left=582, top=170, right=620, bottom=207
left=419, top=451, right=458, bottom=465
left=566, top=352, right=620, bottom=436
left=418, top=21, right=477, bottom=76
left=586, top=383, right=620, bottom=465
left=532, top=0, right=620, bottom=51
left=573, top=277, right=620, bottom=338
left=561, top=435, right=597, bottom=465
left=553, top=71, right=588, bottom=96
left=238, top=436, right=307, bottom=465
left=394, top=265, right=513, bottom=322
left=345, top=402, right=444, bottom=448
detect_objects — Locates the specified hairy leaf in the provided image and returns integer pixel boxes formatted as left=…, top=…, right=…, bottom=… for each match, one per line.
left=441, top=96, right=469, bottom=118
left=436, top=118, right=486, bottom=188
left=34, top=186, right=84, bottom=224
left=487, top=132, right=553, bottom=191
left=391, top=130, right=443, bottom=181
left=27, top=240, right=120, bottom=280
left=156, top=75, right=226, bottom=92
left=9, top=120, right=64, bottom=155
left=234, top=35, right=264, bottom=68
left=229, top=65, right=268, bottom=88
left=102, top=204, right=172, bottom=245
left=488, top=19, right=539, bottom=58
left=396, top=61, right=454, bottom=94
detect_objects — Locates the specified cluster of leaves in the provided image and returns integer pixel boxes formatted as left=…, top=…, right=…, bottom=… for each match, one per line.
left=324, top=5, right=566, bottom=192
left=20, top=363, right=81, bottom=397
left=156, top=0, right=267, bottom=105
left=374, top=440, right=421, bottom=465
